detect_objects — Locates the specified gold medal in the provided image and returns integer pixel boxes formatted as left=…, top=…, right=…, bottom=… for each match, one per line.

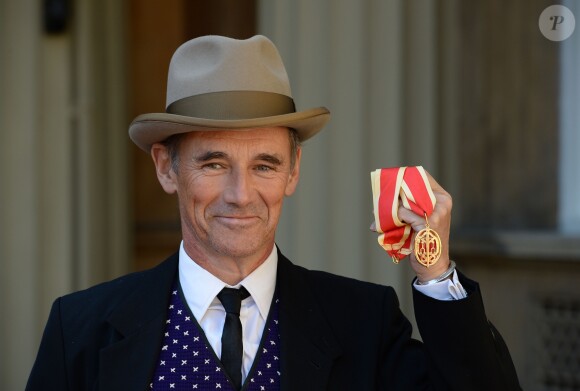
left=414, top=213, right=441, bottom=267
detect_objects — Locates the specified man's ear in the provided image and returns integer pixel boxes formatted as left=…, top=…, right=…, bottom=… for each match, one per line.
left=150, top=143, right=178, bottom=194
left=285, top=147, right=302, bottom=196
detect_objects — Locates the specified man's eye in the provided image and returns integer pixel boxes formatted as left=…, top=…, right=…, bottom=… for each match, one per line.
left=256, top=165, right=274, bottom=172
left=203, top=163, right=223, bottom=170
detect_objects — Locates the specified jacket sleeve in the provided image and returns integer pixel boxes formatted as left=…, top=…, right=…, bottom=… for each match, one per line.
left=377, top=286, right=432, bottom=390
left=26, top=298, right=70, bottom=391
left=413, top=273, right=522, bottom=391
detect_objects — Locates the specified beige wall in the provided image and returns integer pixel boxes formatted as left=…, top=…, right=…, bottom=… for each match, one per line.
left=259, top=1, right=580, bottom=389
left=0, top=0, right=128, bottom=389
left=258, top=0, right=440, bottom=320
left=2, top=0, right=579, bottom=389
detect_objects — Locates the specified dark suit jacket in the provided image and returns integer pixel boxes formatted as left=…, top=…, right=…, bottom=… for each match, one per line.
left=26, top=250, right=521, bottom=390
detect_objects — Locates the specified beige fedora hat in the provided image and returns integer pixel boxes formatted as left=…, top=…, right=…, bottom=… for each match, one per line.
left=129, top=35, right=330, bottom=152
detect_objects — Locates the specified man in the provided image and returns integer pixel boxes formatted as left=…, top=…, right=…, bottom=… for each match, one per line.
left=27, top=35, right=521, bottom=390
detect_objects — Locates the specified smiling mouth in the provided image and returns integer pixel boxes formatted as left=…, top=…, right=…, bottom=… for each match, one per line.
left=218, top=215, right=257, bottom=219
left=215, top=216, right=260, bottom=226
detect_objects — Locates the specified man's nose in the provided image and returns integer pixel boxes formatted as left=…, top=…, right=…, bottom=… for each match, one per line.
left=223, top=170, right=253, bottom=206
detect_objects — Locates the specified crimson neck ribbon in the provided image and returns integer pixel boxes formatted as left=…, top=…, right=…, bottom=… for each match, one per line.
left=371, top=166, right=436, bottom=263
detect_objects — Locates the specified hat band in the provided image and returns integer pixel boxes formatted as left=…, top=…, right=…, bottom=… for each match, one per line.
left=166, top=91, right=296, bottom=120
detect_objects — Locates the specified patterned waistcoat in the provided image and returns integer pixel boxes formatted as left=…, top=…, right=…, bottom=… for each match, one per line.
left=150, top=284, right=281, bottom=390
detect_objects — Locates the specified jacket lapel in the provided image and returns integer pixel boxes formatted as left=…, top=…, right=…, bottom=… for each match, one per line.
left=97, top=253, right=179, bottom=391
left=277, top=252, right=342, bottom=390
left=93, top=249, right=341, bottom=390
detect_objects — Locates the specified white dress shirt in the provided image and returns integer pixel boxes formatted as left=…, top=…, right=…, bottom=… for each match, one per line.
left=178, top=242, right=277, bottom=383
left=413, top=270, right=467, bottom=300
left=178, top=242, right=466, bottom=382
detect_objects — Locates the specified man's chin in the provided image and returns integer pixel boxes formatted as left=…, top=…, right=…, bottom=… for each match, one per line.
left=210, top=236, right=273, bottom=261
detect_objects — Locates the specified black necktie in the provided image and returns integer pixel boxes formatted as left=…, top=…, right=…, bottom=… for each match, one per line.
left=217, top=286, right=250, bottom=390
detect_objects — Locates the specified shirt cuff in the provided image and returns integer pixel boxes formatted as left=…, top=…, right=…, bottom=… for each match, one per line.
left=413, top=270, right=468, bottom=301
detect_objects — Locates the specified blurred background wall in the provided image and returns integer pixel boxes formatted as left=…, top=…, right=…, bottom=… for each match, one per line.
left=1, top=0, right=579, bottom=390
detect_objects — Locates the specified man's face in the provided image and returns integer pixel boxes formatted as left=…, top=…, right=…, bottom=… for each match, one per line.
left=152, top=127, right=301, bottom=263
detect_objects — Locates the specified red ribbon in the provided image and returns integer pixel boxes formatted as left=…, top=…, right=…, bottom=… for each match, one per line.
left=371, top=166, right=436, bottom=262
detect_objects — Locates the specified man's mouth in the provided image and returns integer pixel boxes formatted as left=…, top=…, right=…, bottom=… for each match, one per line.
left=214, top=215, right=260, bottom=227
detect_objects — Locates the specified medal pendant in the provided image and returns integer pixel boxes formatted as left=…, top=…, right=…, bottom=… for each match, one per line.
left=414, top=214, right=442, bottom=267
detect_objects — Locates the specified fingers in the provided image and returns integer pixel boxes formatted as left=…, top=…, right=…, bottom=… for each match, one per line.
left=397, top=195, right=451, bottom=235
left=397, top=207, right=427, bottom=232
left=402, top=170, right=450, bottom=228
left=422, top=169, right=444, bottom=193
left=371, top=168, right=453, bottom=280
left=423, top=171, right=453, bottom=219
left=398, top=169, right=452, bottom=231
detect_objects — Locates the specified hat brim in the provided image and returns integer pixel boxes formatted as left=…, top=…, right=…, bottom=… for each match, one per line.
left=129, top=107, right=330, bottom=152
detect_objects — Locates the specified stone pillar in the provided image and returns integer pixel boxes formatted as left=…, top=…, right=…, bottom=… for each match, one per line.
left=0, top=0, right=44, bottom=388
left=560, top=0, right=580, bottom=234
left=0, top=0, right=129, bottom=388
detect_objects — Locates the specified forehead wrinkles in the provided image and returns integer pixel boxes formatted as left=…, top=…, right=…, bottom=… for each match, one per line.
left=185, top=129, right=291, bottom=159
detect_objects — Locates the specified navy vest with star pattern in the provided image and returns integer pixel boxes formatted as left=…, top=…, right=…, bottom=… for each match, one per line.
left=150, top=283, right=281, bottom=390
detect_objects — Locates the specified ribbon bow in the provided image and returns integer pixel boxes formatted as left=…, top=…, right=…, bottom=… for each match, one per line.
left=371, top=166, right=436, bottom=263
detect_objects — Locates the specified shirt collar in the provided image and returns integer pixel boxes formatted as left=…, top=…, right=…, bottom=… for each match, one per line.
left=178, top=242, right=278, bottom=322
